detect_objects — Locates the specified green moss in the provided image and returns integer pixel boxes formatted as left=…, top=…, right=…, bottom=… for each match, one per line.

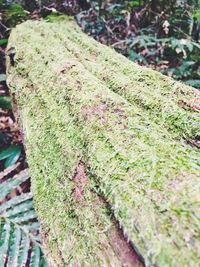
left=7, top=20, right=200, bottom=267
left=18, top=91, right=125, bottom=266
left=45, top=13, right=73, bottom=23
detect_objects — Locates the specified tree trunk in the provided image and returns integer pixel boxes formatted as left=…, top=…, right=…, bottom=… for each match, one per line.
left=7, top=19, right=200, bottom=267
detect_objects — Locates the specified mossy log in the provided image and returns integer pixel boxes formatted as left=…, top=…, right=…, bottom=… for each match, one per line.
left=7, top=19, right=200, bottom=267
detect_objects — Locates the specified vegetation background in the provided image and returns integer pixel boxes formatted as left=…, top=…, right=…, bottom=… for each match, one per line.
left=0, top=0, right=199, bottom=266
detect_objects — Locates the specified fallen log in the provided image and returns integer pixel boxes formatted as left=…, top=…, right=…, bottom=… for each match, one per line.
left=7, top=19, right=200, bottom=267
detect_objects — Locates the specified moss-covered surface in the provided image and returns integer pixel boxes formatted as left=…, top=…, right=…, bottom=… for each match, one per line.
left=7, top=20, right=200, bottom=267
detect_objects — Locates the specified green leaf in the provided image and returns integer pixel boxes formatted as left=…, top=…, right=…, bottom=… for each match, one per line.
left=187, top=43, right=194, bottom=52
left=4, top=200, right=33, bottom=217
left=0, top=96, right=12, bottom=110
left=30, top=245, right=41, bottom=267
left=39, top=257, right=48, bottom=267
left=0, top=144, right=22, bottom=168
left=0, top=145, right=20, bottom=161
left=192, top=42, right=200, bottom=49
left=10, top=209, right=37, bottom=224
left=0, top=170, right=47, bottom=266
left=4, top=146, right=21, bottom=168
left=0, top=74, right=6, bottom=82
left=0, top=221, right=11, bottom=266
left=7, top=227, right=21, bottom=267
left=0, top=193, right=32, bottom=214
left=194, top=9, right=200, bottom=19
left=0, top=39, right=8, bottom=46
left=129, top=50, right=148, bottom=64
left=185, top=79, right=200, bottom=89
left=4, top=3, right=29, bottom=27
left=24, top=222, right=40, bottom=232
left=0, top=169, right=29, bottom=201
left=17, top=234, right=30, bottom=267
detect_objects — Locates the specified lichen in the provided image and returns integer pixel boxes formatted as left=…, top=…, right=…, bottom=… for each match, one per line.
left=7, top=20, right=200, bottom=267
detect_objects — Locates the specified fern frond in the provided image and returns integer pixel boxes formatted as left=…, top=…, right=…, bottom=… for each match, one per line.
left=0, top=169, right=29, bottom=200
left=0, top=169, right=47, bottom=267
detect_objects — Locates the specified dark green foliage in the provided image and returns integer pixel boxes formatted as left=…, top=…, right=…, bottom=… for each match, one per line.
left=4, top=3, right=28, bottom=27
left=0, top=96, right=12, bottom=110
left=126, top=33, right=200, bottom=82
left=76, top=0, right=200, bottom=88
left=0, top=170, right=47, bottom=267
left=0, top=144, right=22, bottom=168
left=0, top=39, right=8, bottom=45
left=0, top=1, right=29, bottom=29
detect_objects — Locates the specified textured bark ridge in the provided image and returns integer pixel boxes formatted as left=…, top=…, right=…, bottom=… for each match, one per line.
left=7, top=19, right=200, bottom=267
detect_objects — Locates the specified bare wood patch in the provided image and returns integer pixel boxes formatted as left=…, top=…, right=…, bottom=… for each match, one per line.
left=108, top=224, right=143, bottom=267
left=72, top=161, right=88, bottom=202
left=82, top=103, right=108, bottom=123
left=187, top=139, right=200, bottom=149
left=59, top=62, right=76, bottom=73
left=178, top=89, right=200, bottom=112
left=95, top=194, right=144, bottom=266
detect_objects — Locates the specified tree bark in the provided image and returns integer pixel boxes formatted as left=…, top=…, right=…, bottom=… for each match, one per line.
left=7, top=19, right=200, bottom=267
